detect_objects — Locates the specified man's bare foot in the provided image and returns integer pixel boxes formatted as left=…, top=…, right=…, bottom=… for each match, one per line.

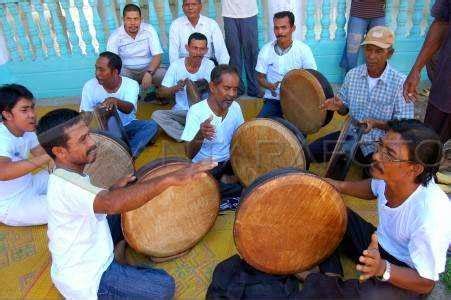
left=295, top=266, right=319, bottom=282
left=114, top=240, right=127, bottom=265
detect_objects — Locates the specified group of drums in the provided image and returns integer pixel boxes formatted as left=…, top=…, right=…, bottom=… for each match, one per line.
left=84, top=69, right=365, bottom=276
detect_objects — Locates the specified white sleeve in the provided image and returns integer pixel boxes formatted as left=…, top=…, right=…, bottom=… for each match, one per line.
left=211, top=21, right=230, bottom=64
left=301, top=45, right=317, bottom=70
left=123, top=80, right=139, bottom=110
left=235, top=104, right=245, bottom=128
left=80, top=83, right=94, bottom=112
left=370, top=179, right=384, bottom=197
left=205, top=60, right=215, bottom=82
left=181, top=108, right=201, bottom=142
left=148, top=26, right=163, bottom=56
left=168, top=22, right=179, bottom=64
left=28, top=132, right=40, bottom=149
left=255, top=48, right=267, bottom=74
left=161, top=63, right=177, bottom=88
left=0, top=136, right=13, bottom=158
left=106, top=33, right=118, bottom=54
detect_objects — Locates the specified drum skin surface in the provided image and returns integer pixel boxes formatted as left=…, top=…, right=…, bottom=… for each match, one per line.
left=280, top=69, right=334, bottom=134
left=122, top=158, right=220, bottom=260
left=234, top=169, right=347, bottom=275
left=231, top=118, right=308, bottom=187
left=83, top=131, right=134, bottom=189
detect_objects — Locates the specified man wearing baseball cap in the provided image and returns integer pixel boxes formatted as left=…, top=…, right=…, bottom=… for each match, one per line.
left=310, top=26, right=414, bottom=177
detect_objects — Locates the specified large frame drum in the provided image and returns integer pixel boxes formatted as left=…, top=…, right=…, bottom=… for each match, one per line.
left=122, top=157, right=220, bottom=262
left=280, top=69, right=334, bottom=134
left=234, top=168, right=347, bottom=275
left=83, top=131, right=134, bottom=189
left=231, top=117, right=311, bottom=187
left=94, top=105, right=130, bottom=147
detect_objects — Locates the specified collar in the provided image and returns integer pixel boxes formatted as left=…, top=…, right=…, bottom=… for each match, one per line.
left=120, top=23, right=145, bottom=39
left=183, top=15, right=206, bottom=27
left=360, top=63, right=391, bottom=84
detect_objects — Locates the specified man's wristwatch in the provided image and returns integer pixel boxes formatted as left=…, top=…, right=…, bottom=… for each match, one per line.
left=380, top=260, right=391, bottom=281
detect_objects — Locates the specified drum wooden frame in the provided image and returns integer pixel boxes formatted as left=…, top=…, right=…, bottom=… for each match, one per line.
left=231, top=118, right=311, bottom=187
left=280, top=69, right=334, bottom=134
left=83, top=131, right=134, bottom=189
left=94, top=105, right=130, bottom=147
left=121, top=157, right=220, bottom=262
left=234, top=168, right=347, bottom=275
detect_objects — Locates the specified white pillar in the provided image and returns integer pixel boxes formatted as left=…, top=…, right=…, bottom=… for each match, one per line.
left=0, top=32, right=10, bottom=65
left=267, top=0, right=303, bottom=41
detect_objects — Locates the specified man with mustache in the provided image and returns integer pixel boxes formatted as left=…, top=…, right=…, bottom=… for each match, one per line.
left=0, top=84, right=52, bottom=226
left=182, top=64, right=244, bottom=208
left=36, top=108, right=216, bottom=299
left=255, top=11, right=317, bottom=118
left=152, top=32, right=215, bottom=142
left=296, top=119, right=451, bottom=298
left=310, top=26, right=413, bottom=176
left=80, top=51, right=158, bottom=158
left=169, top=0, right=229, bottom=65
left=107, top=4, right=164, bottom=96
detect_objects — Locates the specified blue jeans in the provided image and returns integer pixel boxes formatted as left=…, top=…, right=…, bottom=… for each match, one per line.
left=257, top=98, right=283, bottom=118
left=125, top=119, right=158, bottom=158
left=340, top=16, right=385, bottom=72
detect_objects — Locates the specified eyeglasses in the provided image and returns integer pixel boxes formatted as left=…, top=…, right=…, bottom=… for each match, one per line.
left=373, top=140, right=415, bottom=163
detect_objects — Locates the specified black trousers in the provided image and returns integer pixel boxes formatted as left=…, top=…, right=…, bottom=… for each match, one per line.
left=295, top=209, right=424, bottom=299
left=209, top=160, right=242, bottom=199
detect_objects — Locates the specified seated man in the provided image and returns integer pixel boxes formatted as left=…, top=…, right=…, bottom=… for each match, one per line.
left=80, top=51, right=158, bottom=158
left=169, top=0, right=229, bottom=65
left=297, top=119, right=451, bottom=298
left=256, top=11, right=317, bottom=118
left=152, top=32, right=215, bottom=142
left=0, top=84, right=51, bottom=226
left=181, top=65, right=244, bottom=205
left=310, top=26, right=414, bottom=170
left=107, top=4, right=164, bottom=95
left=36, top=108, right=216, bottom=299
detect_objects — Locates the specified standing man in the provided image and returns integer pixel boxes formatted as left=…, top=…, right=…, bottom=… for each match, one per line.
left=256, top=11, right=317, bottom=118
left=107, top=4, right=164, bottom=94
left=403, top=0, right=450, bottom=143
left=340, top=0, right=386, bottom=72
left=222, top=0, right=261, bottom=97
left=169, top=0, right=229, bottom=65
left=80, top=52, right=158, bottom=158
left=152, top=33, right=215, bottom=142
left=36, top=108, right=216, bottom=299
left=297, top=119, right=450, bottom=298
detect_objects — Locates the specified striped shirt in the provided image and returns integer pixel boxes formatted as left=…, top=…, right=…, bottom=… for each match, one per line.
left=350, top=0, right=385, bottom=19
left=339, top=64, right=414, bottom=156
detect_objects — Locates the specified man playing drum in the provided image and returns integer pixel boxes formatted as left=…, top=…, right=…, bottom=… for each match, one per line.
left=181, top=64, right=244, bottom=207
left=80, top=51, right=158, bottom=158
left=310, top=26, right=414, bottom=175
left=296, top=119, right=451, bottom=298
left=152, top=32, right=215, bottom=142
left=255, top=11, right=317, bottom=118
left=36, top=108, right=216, bottom=299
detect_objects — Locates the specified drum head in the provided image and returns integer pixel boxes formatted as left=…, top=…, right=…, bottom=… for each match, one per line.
left=122, top=157, right=220, bottom=260
left=231, top=118, right=309, bottom=187
left=234, top=169, right=347, bottom=275
left=280, top=69, right=334, bottom=134
left=83, top=131, right=133, bottom=189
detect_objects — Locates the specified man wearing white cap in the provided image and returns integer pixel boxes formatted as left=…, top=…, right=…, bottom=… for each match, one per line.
left=310, top=26, right=414, bottom=175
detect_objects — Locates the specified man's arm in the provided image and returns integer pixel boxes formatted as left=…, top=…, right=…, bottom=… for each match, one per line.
left=403, top=20, right=448, bottom=102
left=325, top=178, right=376, bottom=200
left=256, top=72, right=280, bottom=95
left=93, top=160, right=216, bottom=214
left=158, top=81, right=186, bottom=99
left=101, top=97, right=134, bottom=114
left=185, top=131, right=204, bottom=160
left=0, top=155, right=50, bottom=181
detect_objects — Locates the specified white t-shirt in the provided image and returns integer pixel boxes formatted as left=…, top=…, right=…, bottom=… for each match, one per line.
left=47, top=168, right=113, bottom=299
left=107, top=23, right=163, bottom=70
left=367, top=75, right=380, bottom=92
left=222, top=0, right=258, bottom=18
left=255, top=40, right=317, bottom=100
left=0, top=123, right=39, bottom=213
left=169, top=15, right=230, bottom=64
left=80, top=76, right=139, bottom=126
left=181, top=100, right=244, bottom=163
left=162, top=57, right=215, bottom=111
left=371, top=179, right=451, bottom=281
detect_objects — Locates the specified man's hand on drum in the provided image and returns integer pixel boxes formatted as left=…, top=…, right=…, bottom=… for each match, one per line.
left=320, top=95, right=344, bottom=111
left=171, top=160, right=218, bottom=185
left=111, top=174, right=137, bottom=190
left=269, top=81, right=281, bottom=97
left=200, top=115, right=215, bottom=140
left=356, top=233, right=386, bottom=281
left=403, top=69, right=420, bottom=103
left=101, top=97, right=118, bottom=111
